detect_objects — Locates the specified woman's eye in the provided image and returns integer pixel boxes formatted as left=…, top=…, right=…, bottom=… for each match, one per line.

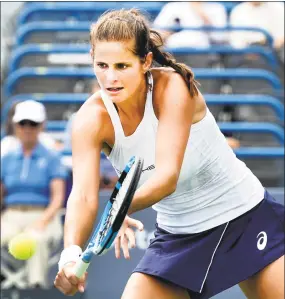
left=97, top=63, right=107, bottom=69
left=117, top=64, right=127, bottom=70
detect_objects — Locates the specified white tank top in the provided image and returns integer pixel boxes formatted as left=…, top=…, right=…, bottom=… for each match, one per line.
left=101, top=72, right=264, bottom=233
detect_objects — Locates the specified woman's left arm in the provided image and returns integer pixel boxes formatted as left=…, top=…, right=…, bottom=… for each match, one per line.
left=128, top=72, right=196, bottom=214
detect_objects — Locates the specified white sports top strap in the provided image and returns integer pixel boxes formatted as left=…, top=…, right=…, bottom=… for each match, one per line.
left=145, top=72, right=158, bottom=125
left=100, top=90, right=125, bottom=139
left=100, top=72, right=156, bottom=140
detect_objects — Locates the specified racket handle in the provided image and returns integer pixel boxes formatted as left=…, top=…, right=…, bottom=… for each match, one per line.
left=73, top=259, right=90, bottom=278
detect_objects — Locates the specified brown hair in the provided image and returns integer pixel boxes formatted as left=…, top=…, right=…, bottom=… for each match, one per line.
left=90, top=8, right=199, bottom=97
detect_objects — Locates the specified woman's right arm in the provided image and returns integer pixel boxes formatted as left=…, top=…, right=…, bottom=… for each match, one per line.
left=63, top=101, right=106, bottom=249
left=54, top=100, right=108, bottom=295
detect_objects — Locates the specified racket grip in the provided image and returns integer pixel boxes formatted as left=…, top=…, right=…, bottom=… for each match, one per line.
left=73, top=259, right=90, bottom=278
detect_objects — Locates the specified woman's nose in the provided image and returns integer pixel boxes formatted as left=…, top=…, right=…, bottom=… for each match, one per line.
left=106, top=69, right=119, bottom=81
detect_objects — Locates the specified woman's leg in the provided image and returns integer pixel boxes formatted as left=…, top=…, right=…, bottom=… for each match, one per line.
left=239, top=255, right=284, bottom=299
left=121, top=272, right=190, bottom=299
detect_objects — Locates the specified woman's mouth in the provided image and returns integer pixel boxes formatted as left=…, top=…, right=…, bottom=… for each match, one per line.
left=106, top=87, right=124, bottom=94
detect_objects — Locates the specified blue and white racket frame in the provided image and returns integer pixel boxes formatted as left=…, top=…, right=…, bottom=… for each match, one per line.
left=73, top=156, right=144, bottom=278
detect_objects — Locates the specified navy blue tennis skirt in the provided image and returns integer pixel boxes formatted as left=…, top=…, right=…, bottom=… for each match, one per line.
left=133, top=190, right=284, bottom=299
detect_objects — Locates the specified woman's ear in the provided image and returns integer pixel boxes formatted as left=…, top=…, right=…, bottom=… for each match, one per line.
left=143, top=52, right=153, bottom=73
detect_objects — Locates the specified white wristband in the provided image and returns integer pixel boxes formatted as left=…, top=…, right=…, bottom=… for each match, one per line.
left=58, top=245, right=83, bottom=271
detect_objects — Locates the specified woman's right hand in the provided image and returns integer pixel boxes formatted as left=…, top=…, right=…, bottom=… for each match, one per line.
left=54, top=262, right=88, bottom=296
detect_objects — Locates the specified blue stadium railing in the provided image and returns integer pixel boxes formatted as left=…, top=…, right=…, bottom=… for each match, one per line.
left=4, top=67, right=283, bottom=98
left=17, top=2, right=165, bottom=25
left=1, top=99, right=284, bottom=159
left=15, top=23, right=274, bottom=49
left=2, top=94, right=284, bottom=123
left=18, top=2, right=239, bottom=25
left=8, top=44, right=279, bottom=74
left=44, top=120, right=284, bottom=145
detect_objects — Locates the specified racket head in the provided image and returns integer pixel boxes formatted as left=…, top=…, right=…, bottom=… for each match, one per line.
left=84, top=156, right=144, bottom=259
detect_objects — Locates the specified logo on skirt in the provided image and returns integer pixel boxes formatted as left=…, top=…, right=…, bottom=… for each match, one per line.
left=257, top=231, right=267, bottom=250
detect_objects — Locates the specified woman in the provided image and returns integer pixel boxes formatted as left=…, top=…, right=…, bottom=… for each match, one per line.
left=1, top=100, right=68, bottom=288
left=54, top=9, right=284, bottom=299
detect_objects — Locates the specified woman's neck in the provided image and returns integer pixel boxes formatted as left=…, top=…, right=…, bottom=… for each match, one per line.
left=116, top=76, right=148, bottom=120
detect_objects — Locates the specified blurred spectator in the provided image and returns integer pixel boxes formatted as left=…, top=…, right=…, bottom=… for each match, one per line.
left=1, top=100, right=68, bottom=288
left=226, top=137, right=240, bottom=149
left=1, top=101, right=58, bottom=157
left=153, top=1, right=228, bottom=48
left=229, top=2, right=284, bottom=53
left=99, top=156, right=118, bottom=190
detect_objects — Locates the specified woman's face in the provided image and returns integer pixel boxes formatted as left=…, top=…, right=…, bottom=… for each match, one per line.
left=14, top=120, right=42, bottom=146
left=92, top=39, right=152, bottom=103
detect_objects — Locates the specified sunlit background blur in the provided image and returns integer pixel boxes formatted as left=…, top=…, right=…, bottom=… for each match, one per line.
left=1, top=1, right=284, bottom=299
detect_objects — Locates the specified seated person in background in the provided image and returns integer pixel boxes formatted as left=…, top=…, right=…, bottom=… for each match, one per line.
left=99, top=156, right=118, bottom=190
left=1, top=100, right=68, bottom=288
left=1, top=101, right=58, bottom=157
left=229, top=2, right=284, bottom=51
left=153, top=1, right=228, bottom=48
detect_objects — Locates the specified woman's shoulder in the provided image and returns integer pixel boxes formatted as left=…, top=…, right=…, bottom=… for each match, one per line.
left=151, top=67, right=176, bottom=80
left=72, top=91, right=112, bottom=141
left=74, top=91, right=110, bottom=127
left=150, top=67, right=197, bottom=99
left=151, top=67, right=189, bottom=88
left=150, top=67, right=206, bottom=119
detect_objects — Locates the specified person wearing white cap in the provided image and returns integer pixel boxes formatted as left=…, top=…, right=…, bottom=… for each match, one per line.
left=1, top=100, right=68, bottom=288
left=1, top=100, right=56, bottom=157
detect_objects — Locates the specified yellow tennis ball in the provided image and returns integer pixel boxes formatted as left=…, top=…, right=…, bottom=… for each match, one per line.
left=8, top=233, right=37, bottom=260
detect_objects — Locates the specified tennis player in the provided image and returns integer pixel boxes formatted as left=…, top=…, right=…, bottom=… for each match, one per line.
left=54, top=9, right=284, bottom=299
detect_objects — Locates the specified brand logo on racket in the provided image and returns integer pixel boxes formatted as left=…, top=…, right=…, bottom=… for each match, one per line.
left=257, top=231, right=267, bottom=250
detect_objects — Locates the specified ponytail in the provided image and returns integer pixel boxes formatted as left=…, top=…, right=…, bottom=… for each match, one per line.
left=149, top=29, right=199, bottom=97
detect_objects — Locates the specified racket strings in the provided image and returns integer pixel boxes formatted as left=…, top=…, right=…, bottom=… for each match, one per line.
left=111, top=165, right=135, bottom=216
left=97, top=164, right=136, bottom=243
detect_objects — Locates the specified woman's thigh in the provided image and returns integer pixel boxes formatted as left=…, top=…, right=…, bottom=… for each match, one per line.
left=121, top=272, right=190, bottom=299
left=239, top=255, right=284, bottom=299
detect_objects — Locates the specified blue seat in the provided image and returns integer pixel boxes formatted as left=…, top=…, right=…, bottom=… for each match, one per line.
left=4, top=67, right=283, bottom=98
left=2, top=94, right=284, bottom=124
left=9, top=44, right=279, bottom=73
left=18, top=2, right=164, bottom=25
left=15, top=23, right=274, bottom=47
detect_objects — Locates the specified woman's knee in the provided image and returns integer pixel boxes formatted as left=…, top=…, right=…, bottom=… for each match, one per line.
left=121, top=272, right=190, bottom=299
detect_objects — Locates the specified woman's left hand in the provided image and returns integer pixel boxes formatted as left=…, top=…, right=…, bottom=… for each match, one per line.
left=114, top=215, right=144, bottom=259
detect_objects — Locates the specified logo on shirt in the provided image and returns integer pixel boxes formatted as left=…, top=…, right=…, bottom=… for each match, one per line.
left=37, top=158, right=47, bottom=169
left=257, top=231, right=267, bottom=250
left=141, top=164, right=155, bottom=173
left=114, top=164, right=155, bottom=175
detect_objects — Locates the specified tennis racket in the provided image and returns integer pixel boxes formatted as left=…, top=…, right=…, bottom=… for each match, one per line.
left=73, top=156, right=144, bottom=278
